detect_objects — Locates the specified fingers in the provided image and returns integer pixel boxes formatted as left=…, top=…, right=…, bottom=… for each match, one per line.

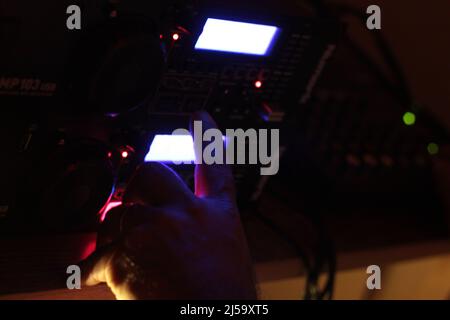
left=123, top=162, right=195, bottom=207
left=81, top=204, right=162, bottom=288
left=79, top=243, right=116, bottom=286
left=190, top=111, right=235, bottom=200
left=97, top=204, right=147, bottom=246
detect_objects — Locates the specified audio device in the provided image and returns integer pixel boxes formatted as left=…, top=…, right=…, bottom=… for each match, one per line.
left=0, top=0, right=340, bottom=233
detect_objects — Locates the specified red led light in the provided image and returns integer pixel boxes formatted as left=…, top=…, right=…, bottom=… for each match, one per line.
left=159, top=34, right=163, bottom=39
left=172, top=33, right=180, bottom=41
left=121, top=151, right=129, bottom=159
left=107, top=152, right=112, bottom=158
left=254, top=80, right=263, bottom=89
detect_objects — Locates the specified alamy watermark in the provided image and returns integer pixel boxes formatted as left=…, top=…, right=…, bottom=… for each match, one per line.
left=172, top=121, right=280, bottom=176
left=66, top=265, right=81, bottom=290
left=366, top=5, right=382, bottom=30
left=366, top=265, right=381, bottom=290
left=65, top=4, right=381, bottom=31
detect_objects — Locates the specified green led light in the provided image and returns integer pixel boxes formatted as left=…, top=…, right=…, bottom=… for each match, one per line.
left=427, top=143, right=439, bottom=155
left=403, top=112, right=416, bottom=126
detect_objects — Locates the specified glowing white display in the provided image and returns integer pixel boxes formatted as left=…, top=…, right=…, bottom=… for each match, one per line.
left=194, top=18, right=280, bottom=56
left=145, top=135, right=196, bottom=163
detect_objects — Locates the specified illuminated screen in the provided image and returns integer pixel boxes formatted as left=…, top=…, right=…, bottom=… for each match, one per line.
left=145, top=134, right=227, bottom=163
left=145, top=135, right=196, bottom=163
left=194, top=18, right=280, bottom=56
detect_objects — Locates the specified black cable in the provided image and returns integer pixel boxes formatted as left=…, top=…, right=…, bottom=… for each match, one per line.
left=343, top=36, right=408, bottom=105
left=318, top=2, right=450, bottom=140
left=305, top=0, right=412, bottom=105
left=330, top=3, right=413, bottom=105
left=301, top=212, right=336, bottom=300
left=249, top=205, right=314, bottom=299
left=267, top=184, right=338, bottom=299
left=251, top=0, right=416, bottom=301
left=248, top=202, right=336, bottom=300
left=315, top=222, right=336, bottom=300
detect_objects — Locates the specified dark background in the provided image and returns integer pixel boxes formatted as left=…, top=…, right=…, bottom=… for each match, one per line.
left=0, top=0, right=449, bottom=299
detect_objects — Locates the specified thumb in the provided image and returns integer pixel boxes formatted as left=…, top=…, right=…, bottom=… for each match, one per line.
left=79, top=242, right=117, bottom=287
left=190, top=111, right=235, bottom=200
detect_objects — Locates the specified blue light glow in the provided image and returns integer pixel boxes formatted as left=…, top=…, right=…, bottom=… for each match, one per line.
left=194, top=18, right=280, bottom=56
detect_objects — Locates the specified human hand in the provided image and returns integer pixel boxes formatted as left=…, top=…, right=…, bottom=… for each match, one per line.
left=80, top=112, right=257, bottom=300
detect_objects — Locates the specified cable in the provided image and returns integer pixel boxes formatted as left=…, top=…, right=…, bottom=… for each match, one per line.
left=249, top=205, right=313, bottom=299
left=330, top=3, right=413, bottom=105
left=304, top=0, right=412, bottom=106
left=247, top=201, right=336, bottom=300
left=320, top=1, right=449, bottom=140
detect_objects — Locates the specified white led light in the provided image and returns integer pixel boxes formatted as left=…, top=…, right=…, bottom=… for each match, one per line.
left=145, top=135, right=196, bottom=163
left=195, top=18, right=280, bottom=56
